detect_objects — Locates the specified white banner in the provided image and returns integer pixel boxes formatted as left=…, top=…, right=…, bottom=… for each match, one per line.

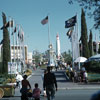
left=8, top=62, right=17, bottom=74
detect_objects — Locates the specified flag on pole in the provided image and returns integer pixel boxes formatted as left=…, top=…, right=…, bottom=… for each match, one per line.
left=41, top=16, right=48, bottom=25
left=18, top=27, right=24, bottom=42
left=66, top=27, right=74, bottom=39
left=18, top=30, right=21, bottom=40
left=0, top=20, right=13, bottom=30
left=11, top=26, right=17, bottom=35
left=65, top=15, right=76, bottom=28
left=21, top=30, right=24, bottom=42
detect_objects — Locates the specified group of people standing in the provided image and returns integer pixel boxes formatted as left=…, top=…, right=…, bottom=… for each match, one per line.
left=67, top=65, right=88, bottom=83
left=18, top=67, right=57, bottom=100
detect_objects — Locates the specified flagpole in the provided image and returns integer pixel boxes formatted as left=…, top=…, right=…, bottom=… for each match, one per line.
left=48, top=15, right=50, bottom=46
left=18, top=25, right=21, bottom=67
left=12, top=19, right=16, bottom=63
left=71, top=31, right=74, bottom=69
left=76, top=13, right=80, bottom=70
left=15, top=24, right=18, bottom=72
left=21, top=26, right=25, bottom=73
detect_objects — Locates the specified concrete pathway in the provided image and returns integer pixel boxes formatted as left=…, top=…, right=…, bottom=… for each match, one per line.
left=1, top=68, right=100, bottom=100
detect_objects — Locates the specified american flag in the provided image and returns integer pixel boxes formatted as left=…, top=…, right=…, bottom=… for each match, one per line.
left=41, top=16, right=48, bottom=25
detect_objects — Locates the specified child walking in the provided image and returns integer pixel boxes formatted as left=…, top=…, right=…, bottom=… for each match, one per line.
left=33, top=83, right=41, bottom=100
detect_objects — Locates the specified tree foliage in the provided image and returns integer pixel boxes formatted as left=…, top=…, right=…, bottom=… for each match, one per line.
left=81, top=8, right=90, bottom=58
left=2, top=12, right=11, bottom=74
left=61, top=50, right=72, bottom=64
left=68, top=0, right=100, bottom=29
left=88, top=30, right=93, bottom=56
left=33, top=50, right=41, bottom=65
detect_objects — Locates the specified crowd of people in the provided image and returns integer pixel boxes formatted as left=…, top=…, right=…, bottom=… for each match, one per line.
left=66, top=64, right=88, bottom=83
left=16, top=67, right=57, bottom=100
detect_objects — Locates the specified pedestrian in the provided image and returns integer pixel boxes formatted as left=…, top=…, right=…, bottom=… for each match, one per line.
left=43, top=67, right=57, bottom=100
left=42, top=70, right=47, bottom=97
left=83, top=70, right=88, bottom=83
left=74, top=70, right=78, bottom=83
left=20, top=75, right=31, bottom=100
left=16, top=72, right=23, bottom=89
left=33, top=83, right=41, bottom=100
left=70, top=70, right=74, bottom=82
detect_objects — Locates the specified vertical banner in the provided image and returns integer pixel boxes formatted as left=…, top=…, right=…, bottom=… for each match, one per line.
left=8, top=62, right=17, bottom=74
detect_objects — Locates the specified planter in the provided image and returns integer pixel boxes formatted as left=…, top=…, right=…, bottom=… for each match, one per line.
left=0, top=84, right=15, bottom=97
left=0, top=88, right=4, bottom=99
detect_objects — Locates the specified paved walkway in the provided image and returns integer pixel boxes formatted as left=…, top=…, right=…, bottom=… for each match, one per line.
left=15, top=68, right=100, bottom=96
left=1, top=68, right=100, bottom=100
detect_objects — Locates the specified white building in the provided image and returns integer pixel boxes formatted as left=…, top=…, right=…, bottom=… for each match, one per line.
left=11, top=45, right=28, bottom=63
left=27, top=52, right=33, bottom=64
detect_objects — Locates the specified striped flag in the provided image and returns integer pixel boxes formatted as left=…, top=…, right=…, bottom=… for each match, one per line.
left=41, top=16, right=48, bottom=25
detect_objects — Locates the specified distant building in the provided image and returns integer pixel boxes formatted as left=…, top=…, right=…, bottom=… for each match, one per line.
left=11, top=45, right=28, bottom=63
left=27, top=52, right=33, bottom=64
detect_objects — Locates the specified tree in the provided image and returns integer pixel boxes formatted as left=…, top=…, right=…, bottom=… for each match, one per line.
left=68, top=0, right=100, bottom=29
left=33, top=50, right=42, bottom=66
left=2, top=12, right=11, bottom=74
left=61, top=50, right=72, bottom=64
left=88, top=30, right=93, bottom=56
left=81, top=8, right=90, bottom=58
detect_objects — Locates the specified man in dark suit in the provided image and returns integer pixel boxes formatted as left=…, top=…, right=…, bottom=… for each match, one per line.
left=43, top=67, right=57, bottom=100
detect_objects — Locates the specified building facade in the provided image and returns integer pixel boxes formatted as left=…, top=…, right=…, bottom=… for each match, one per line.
left=11, top=45, right=28, bottom=63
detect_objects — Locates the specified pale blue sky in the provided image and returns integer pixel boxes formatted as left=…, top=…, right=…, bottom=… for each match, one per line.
left=0, top=0, right=97, bottom=53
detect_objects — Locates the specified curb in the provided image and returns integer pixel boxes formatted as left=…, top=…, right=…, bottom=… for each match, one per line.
left=58, top=87, right=100, bottom=90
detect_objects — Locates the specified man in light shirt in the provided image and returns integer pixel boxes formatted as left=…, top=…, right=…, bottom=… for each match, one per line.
left=16, top=72, right=23, bottom=88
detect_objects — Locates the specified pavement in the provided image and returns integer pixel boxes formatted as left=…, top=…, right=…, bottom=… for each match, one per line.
left=1, top=68, right=100, bottom=100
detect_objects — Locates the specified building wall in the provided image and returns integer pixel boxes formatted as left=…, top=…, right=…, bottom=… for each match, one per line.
left=11, top=45, right=28, bottom=63
left=27, top=52, right=32, bottom=64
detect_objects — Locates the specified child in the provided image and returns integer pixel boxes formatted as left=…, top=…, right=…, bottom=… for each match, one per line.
left=33, top=83, right=41, bottom=100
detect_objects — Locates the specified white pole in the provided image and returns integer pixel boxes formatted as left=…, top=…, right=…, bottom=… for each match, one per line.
left=21, top=27, right=25, bottom=72
left=76, top=14, right=80, bottom=70
left=18, top=25, right=21, bottom=62
left=16, top=24, right=19, bottom=72
left=48, top=15, right=51, bottom=46
left=71, top=30, right=74, bottom=69
left=12, top=19, right=15, bottom=63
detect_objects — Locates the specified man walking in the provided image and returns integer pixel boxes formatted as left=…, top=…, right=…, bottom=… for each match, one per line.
left=43, top=67, right=57, bottom=100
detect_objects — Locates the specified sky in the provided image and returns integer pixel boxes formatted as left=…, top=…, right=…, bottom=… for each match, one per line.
left=0, top=0, right=98, bottom=53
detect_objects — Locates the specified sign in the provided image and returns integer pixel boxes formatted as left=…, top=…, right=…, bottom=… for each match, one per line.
left=8, top=62, right=17, bottom=74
